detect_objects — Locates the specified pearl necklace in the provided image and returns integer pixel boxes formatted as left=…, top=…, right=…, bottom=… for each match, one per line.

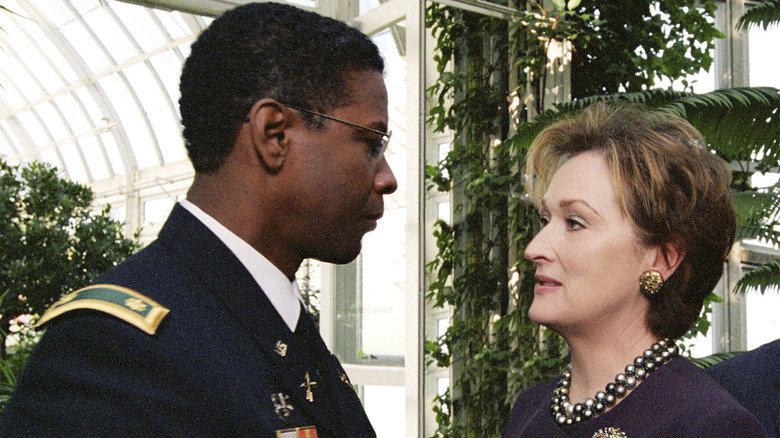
left=550, top=338, right=679, bottom=427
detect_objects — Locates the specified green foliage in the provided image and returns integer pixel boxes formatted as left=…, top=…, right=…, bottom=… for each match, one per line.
left=0, top=160, right=140, bottom=351
left=569, top=0, right=722, bottom=97
left=0, top=315, right=40, bottom=409
left=736, top=0, right=780, bottom=30
left=689, top=350, right=743, bottom=369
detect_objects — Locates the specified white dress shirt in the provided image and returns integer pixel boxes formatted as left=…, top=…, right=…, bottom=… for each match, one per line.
left=179, top=200, right=303, bottom=331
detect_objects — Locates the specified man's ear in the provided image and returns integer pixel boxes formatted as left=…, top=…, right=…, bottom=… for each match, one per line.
left=649, top=241, right=685, bottom=281
left=245, top=98, right=290, bottom=172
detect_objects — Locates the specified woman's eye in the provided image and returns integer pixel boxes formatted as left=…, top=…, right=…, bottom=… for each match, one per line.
left=566, top=217, right=585, bottom=230
left=538, top=215, right=550, bottom=226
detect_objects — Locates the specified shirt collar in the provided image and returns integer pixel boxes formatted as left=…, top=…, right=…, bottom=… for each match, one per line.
left=179, top=200, right=302, bottom=331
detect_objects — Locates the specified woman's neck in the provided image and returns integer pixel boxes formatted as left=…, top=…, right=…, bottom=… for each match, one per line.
left=564, top=329, right=658, bottom=403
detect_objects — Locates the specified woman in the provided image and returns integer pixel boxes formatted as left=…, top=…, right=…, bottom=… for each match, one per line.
left=505, top=102, right=768, bottom=438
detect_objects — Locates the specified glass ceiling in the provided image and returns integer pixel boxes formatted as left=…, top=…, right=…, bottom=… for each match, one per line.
left=0, top=0, right=211, bottom=184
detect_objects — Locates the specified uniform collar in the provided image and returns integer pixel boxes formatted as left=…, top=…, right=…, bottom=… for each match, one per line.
left=179, top=200, right=302, bottom=331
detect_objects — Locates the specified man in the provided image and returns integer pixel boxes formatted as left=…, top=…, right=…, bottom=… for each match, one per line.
left=0, top=3, right=396, bottom=437
left=706, top=339, right=780, bottom=438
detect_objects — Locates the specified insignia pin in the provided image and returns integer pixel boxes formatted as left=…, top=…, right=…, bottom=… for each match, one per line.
left=339, top=371, right=352, bottom=386
left=274, top=340, right=287, bottom=357
left=271, top=392, right=294, bottom=420
left=299, top=371, right=318, bottom=403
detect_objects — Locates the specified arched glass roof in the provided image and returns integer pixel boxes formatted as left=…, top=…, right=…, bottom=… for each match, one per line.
left=0, top=0, right=210, bottom=184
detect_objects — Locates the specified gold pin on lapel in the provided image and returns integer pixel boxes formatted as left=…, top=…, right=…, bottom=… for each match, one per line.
left=271, top=392, right=295, bottom=420
left=274, top=340, right=287, bottom=357
left=299, top=371, right=318, bottom=403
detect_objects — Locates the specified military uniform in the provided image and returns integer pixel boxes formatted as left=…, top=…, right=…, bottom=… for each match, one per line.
left=0, top=204, right=374, bottom=437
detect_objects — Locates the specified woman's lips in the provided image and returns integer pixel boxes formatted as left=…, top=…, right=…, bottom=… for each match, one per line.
left=534, top=275, right=561, bottom=294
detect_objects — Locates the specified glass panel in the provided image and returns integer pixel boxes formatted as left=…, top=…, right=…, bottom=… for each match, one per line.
left=38, top=147, right=62, bottom=171
left=148, top=107, right=186, bottom=163
left=79, top=135, right=111, bottom=180
left=83, top=7, right=136, bottom=63
left=98, top=73, right=160, bottom=169
left=745, top=286, right=780, bottom=350
left=70, top=0, right=101, bottom=16
left=18, top=39, right=64, bottom=95
left=361, top=208, right=406, bottom=361
left=112, top=1, right=167, bottom=53
left=749, top=26, right=780, bottom=87
left=15, top=109, right=49, bottom=147
left=73, top=86, right=105, bottom=128
left=60, top=16, right=111, bottom=72
left=0, top=4, right=28, bottom=44
left=55, top=93, right=91, bottom=136
left=100, top=131, right=125, bottom=175
left=124, top=63, right=168, bottom=115
left=37, top=37, right=79, bottom=84
left=59, top=140, right=88, bottom=183
left=35, top=101, right=69, bottom=143
left=360, top=0, right=381, bottom=14
left=0, top=120, right=19, bottom=156
left=144, top=197, right=176, bottom=226
left=39, top=0, right=77, bottom=28
left=287, top=0, right=316, bottom=8
left=4, top=55, right=41, bottom=104
left=437, top=201, right=451, bottom=224
left=0, top=66, right=25, bottom=108
left=122, top=114, right=158, bottom=169
left=154, top=9, right=192, bottom=40
left=149, top=51, right=183, bottom=109
left=361, top=385, right=405, bottom=438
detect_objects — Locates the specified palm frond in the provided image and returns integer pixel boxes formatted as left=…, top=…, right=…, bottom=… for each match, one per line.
left=734, top=259, right=780, bottom=294
left=689, top=351, right=744, bottom=369
left=658, top=88, right=780, bottom=171
left=736, top=224, right=780, bottom=247
left=514, top=89, right=688, bottom=152
left=736, top=0, right=780, bottom=30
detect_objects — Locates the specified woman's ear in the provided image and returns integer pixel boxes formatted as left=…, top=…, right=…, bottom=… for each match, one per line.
left=650, top=241, right=685, bottom=281
left=245, top=98, right=290, bottom=172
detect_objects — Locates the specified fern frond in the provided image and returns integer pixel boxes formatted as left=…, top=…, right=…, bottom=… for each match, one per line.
left=658, top=88, right=780, bottom=169
left=734, top=260, right=780, bottom=294
left=690, top=351, right=744, bottom=369
left=736, top=0, right=780, bottom=30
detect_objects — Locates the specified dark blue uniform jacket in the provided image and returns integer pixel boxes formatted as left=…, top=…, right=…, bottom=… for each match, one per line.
left=0, top=204, right=375, bottom=437
left=707, top=339, right=780, bottom=438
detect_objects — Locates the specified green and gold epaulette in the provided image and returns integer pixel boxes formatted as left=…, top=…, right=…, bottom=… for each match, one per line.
left=36, top=284, right=170, bottom=335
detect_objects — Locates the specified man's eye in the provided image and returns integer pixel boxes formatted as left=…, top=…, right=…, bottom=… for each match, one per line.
left=364, top=137, right=384, bottom=157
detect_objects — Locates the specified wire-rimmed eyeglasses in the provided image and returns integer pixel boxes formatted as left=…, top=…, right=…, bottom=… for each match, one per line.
left=282, top=104, right=392, bottom=158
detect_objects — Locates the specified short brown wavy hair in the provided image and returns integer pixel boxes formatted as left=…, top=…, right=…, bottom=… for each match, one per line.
left=524, top=101, right=736, bottom=339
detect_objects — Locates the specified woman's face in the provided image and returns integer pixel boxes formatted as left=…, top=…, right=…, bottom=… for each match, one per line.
left=524, top=151, right=657, bottom=337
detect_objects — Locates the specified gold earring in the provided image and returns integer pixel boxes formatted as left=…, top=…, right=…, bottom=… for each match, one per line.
left=640, top=270, right=664, bottom=296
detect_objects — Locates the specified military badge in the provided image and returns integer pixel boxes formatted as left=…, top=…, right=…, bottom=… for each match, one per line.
left=271, top=393, right=294, bottom=420
left=275, top=426, right=317, bottom=437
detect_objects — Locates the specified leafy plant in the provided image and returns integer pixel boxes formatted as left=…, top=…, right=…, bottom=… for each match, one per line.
left=736, top=0, right=780, bottom=30
left=0, top=160, right=140, bottom=355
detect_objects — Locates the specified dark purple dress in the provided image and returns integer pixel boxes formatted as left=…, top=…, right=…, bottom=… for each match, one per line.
left=505, top=357, right=768, bottom=437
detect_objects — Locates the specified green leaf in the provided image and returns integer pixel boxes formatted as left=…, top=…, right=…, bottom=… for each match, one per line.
left=734, top=260, right=780, bottom=294
left=690, top=351, right=743, bottom=369
left=736, top=0, right=780, bottom=30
